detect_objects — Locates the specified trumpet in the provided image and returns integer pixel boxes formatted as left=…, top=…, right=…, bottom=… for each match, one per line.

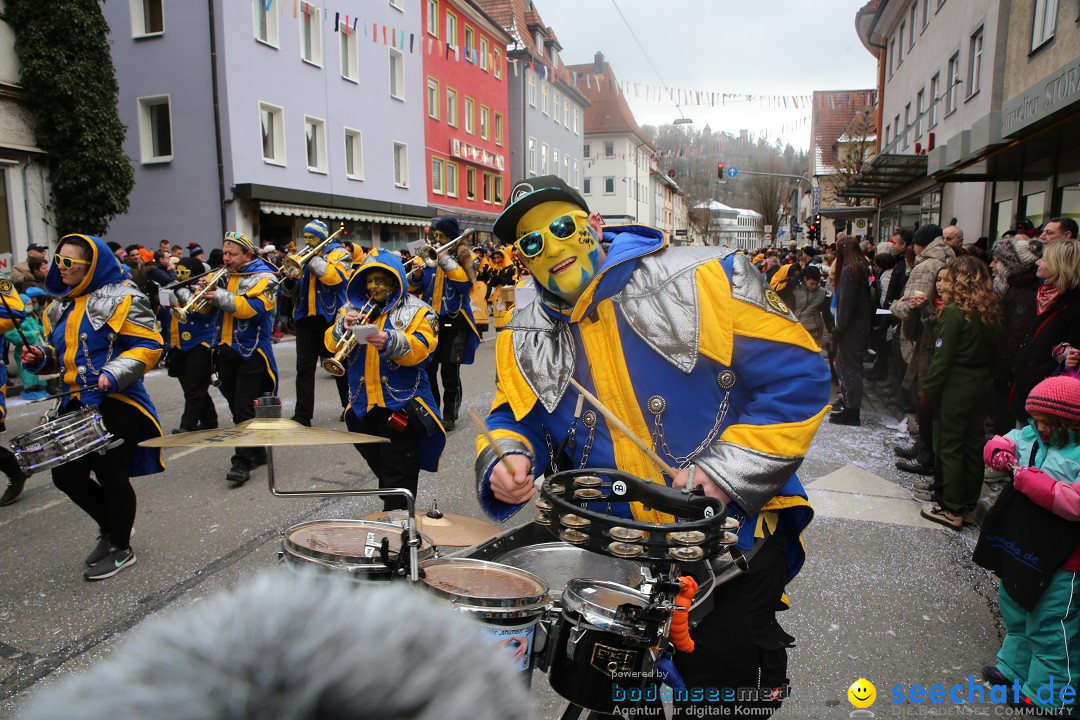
left=172, top=266, right=229, bottom=322
left=322, top=299, right=379, bottom=377
left=404, top=228, right=474, bottom=272
left=281, top=224, right=345, bottom=280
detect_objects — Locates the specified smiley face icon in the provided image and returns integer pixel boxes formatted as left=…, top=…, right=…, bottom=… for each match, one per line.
left=848, top=678, right=876, bottom=708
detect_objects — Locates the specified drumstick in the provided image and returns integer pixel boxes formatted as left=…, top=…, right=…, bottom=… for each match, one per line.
left=467, top=408, right=517, bottom=476
left=567, top=378, right=680, bottom=480
left=28, top=385, right=97, bottom=404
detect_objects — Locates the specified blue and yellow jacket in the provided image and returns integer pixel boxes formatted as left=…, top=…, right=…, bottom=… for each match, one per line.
left=326, top=249, right=446, bottom=472
left=210, top=257, right=278, bottom=394
left=409, top=258, right=480, bottom=364
left=283, top=241, right=352, bottom=323
left=168, top=284, right=219, bottom=352
left=0, top=280, right=25, bottom=424
left=475, top=226, right=830, bottom=584
left=33, top=234, right=164, bottom=477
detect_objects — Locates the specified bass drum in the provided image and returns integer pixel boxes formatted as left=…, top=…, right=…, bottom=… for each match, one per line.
left=280, top=519, right=435, bottom=581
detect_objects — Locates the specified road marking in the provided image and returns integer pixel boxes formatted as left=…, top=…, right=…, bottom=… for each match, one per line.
left=0, top=498, right=65, bottom=529
left=166, top=446, right=205, bottom=461
left=806, top=464, right=939, bottom=529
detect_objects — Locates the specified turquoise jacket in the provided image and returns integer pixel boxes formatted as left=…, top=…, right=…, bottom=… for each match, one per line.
left=0, top=282, right=26, bottom=423
left=1005, top=423, right=1080, bottom=482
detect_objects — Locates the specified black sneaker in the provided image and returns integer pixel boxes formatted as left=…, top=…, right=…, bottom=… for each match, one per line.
left=828, top=408, right=861, bottom=426
left=829, top=398, right=846, bottom=413
left=893, top=443, right=920, bottom=460
left=896, top=457, right=935, bottom=476
left=226, top=464, right=251, bottom=485
left=85, top=534, right=112, bottom=566
left=84, top=547, right=136, bottom=581
left=444, top=418, right=456, bottom=431
left=982, top=665, right=1009, bottom=686
left=0, top=472, right=26, bottom=506
left=290, top=416, right=312, bottom=427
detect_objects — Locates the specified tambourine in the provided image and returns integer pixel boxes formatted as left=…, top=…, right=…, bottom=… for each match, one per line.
left=536, top=468, right=741, bottom=564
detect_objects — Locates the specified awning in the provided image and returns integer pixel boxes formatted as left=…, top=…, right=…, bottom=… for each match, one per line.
left=259, top=201, right=429, bottom=228
left=430, top=204, right=501, bottom=232
left=838, top=153, right=929, bottom=200
left=818, top=205, right=878, bottom=219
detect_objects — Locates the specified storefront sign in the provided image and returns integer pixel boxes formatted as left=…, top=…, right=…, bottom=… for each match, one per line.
left=1001, top=53, right=1080, bottom=138
left=450, top=139, right=506, bottom=172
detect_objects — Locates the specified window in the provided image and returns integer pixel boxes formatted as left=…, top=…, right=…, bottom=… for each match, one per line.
left=464, top=26, right=474, bottom=62
left=1032, top=0, right=1058, bottom=50
left=528, top=138, right=537, bottom=174
left=446, top=88, right=458, bottom=127
left=344, top=128, right=363, bottom=180
left=445, top=10, right=457, bottom=48
left=494, top=48, right=502, bottom=79
left=427, top=77, right=440, bottom=120
left=889, top=37, right=896, bottom=78
left=305, top=116, right=326, bottom=173
left=885, top=124, right=892, bottom=146
left=480, top=37, right=488, bottom=71
left=915, top=89, right=925, bottom=138
left=393, top=142, right=408, bottom=187
left=572, top=160, right=579, bottom=189
left=260, top=102, right=285, bottom=165
left=946, top=52, right=959, bottom=114
left=464, top=97, right=474, bottom=134
left=131, top=0, right=164, bottom=37
left=893, top=113, right=901, bottom=145
left=137, top=95, right=172, bottom=162
left=482, top=172, right=493, bottom=203
left=466, top=167, right=476, bottom=199
left=573, top=108, right=579, bottom=134
left=431, top=156, right=444, bottom=195
left=390, top=0, right=403, bottom=9
left=604, top=141, right=615, bottom=158
left=340, top=22, right=358, bottom=81
left=554, top=91, right=561, bottom=123
left=903, top=103, right=911, bottom=148
left=583, top=177, right=592, bottom=195
left=929, top=73, right=940, bottom=127
left=583, top=143, right=591, bottom=158
left=552, top=149, right=559, bottom=175
left=300, top=2, right=322, bottom=66
left=479, top=105, right=489, bottom=140
left=542, top=84, right=549, bottom=115
left=604, top=177, right=615, bottom=195
left=898, top=24, right=905, bottom=64
left=445, top=161, right=458, bottom=197
left=528, top=73, right=537, bottom=107
left=541, top=143, right=549, bottom=174
left=563, top=100, right=570, bottom=128
left=563, top=155, right=569, bottom=182
left=909, top=3, right=917, bottom=47
left=494, top=176, right=503, bottom=204
left=389, top=48, right=404, bottom=100
left=967, top=27, right=983, bottom=97
left=922, top=0, right=930, bottom=28
left=494, top=113, right=503, bottom=146
left=254, top=0, right=278, bottom=45
left=426, top=0, right=438, bottom=37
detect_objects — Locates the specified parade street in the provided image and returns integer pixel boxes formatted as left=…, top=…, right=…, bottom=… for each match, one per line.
left=0, top=337, right=1003, bottom=719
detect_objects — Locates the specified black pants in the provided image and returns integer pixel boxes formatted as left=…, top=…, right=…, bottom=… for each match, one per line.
left=427, top=318, right=464, bottom=422
left=171, top=345, right=218, bottom=431
left=293, top=315, right=349, bottom=423
left=352, top=406, right=421, bottom=512
left=214, top=345, right=269, bottom=469
left=835, top=329, right=865, bottom=410
left=52, top=398, right=142, bottom=550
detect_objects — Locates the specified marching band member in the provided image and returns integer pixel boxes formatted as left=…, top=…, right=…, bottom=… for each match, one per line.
left=476, top=176, right=830, bottom=717
left=0, top=281, right=27, bottom=506
left=23, top=234, right=164, bottom=581
left=205, top=231, right=279, bottom=486
left=326, top=249, right=445, bottom=511
left=280, top=220, right=352, bottom=426
left=407, top=217, right=479, bottom=431
left=166, top=257, right=219, bottom=434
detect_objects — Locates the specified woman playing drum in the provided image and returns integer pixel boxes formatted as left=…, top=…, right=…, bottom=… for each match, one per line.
left=23, top=234, right=165, bottom=581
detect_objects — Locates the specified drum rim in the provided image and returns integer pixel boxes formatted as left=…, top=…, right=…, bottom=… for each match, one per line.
left=561, top=579, right=652, bottom=637
left=493, top=542, right=645, bottom=596
left=420, top=557, right=551, bottom=611
left=282, top=518, right=434, bottom=567
left=11, top=407, right=106, bottom=442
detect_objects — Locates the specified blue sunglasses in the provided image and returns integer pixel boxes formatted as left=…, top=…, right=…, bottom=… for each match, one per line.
left=515, top=212, right=588, bottom=258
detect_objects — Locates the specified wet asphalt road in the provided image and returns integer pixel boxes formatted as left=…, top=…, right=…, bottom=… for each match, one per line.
left=0, top=336, right=1004, bottom=718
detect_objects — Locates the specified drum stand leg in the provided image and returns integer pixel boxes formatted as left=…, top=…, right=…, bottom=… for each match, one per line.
left=558, top=705, right=627, bottom=720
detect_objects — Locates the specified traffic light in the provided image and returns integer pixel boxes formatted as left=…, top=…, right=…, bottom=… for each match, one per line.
left=717, top=161, right=725, bottom=179
left=807, top=224, right=818, bottom=242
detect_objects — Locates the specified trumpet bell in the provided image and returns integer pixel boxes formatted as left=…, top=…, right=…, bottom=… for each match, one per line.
left=281, top=257, right=304, bottom=280
left=321, top=357, right=347, bottom=377
left=172, top=307, right=189, bottom=323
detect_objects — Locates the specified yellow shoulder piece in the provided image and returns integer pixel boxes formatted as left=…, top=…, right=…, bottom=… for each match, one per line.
left=732, top=297, right=820, bottom=353
left=495, top=329, right=538, bottom=421
left=696, top=261, right=735, bottom=366
left=107, top=294, right=133, bottom=334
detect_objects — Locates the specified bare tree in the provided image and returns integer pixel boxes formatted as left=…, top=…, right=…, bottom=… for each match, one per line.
left=829, top=109, right=877, bottom=208
left=748, top=163, right=785, bottom=242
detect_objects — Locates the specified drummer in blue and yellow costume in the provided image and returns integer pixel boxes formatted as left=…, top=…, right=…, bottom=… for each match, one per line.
left=326, top=249, right=445, bottom=511
left=476, top=176, right=830, bottom=717
left=0, top=282, right=27, bottom=507
left=203, top=231, right=278, bottom=486
left=23, top=234, right=164, bottom=581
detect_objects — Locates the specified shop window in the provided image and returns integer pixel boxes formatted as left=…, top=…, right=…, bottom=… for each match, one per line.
left=1023, top=191, right=1047, bottom=228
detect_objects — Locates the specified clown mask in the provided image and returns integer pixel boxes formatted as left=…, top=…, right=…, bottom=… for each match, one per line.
left=366, top=268, right=396, bottom=304
left=515, top=200, right=601, bottom=303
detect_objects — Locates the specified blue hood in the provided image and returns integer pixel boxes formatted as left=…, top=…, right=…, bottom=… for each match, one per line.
left=237, top=257, right=279, bottom=276
left=46, top=234, right=126, bottom=298
left=346, top=249, right=407, bottom=313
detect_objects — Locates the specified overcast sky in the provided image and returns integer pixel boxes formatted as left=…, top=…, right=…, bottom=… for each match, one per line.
left=536, top=0, right=878, bottom=150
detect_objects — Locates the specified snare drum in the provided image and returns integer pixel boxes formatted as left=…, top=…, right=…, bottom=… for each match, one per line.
left=280, top=519, right=435, bottom=581
left=421, top=558, right=551, bottom=675
left=548, top=579, right=658, bottom=714
left=495, top=543, right=643, bottom=605
left=10, top=407, right=116, bottom=476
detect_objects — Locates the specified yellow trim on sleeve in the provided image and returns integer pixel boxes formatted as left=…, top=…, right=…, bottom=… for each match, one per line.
left=718, top=405, right=830, bottom=459
left=106, top=294, right=132, bottom=334
left=117, top=345, right=162, bottom=375
left=760, top=494, right=813, bottom=512
left=732, top=300, right=821, bottom=353
left=475, top=428, right=534, bottom=458
left=119, top=318, right=163, bottom=343
left=493, top=330, right=537, bottom=421
left=696, top=261, right=734, bottom=366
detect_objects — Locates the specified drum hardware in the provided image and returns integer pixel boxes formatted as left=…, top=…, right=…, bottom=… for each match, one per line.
left=559, top=513, right=590, bottom=529
left=667, top=530, right=705, bottom=546
left=548, top=483, right=565, bottom=496
left=281, top=223, right=345, bottom=280
left=559, top=529, right=589, bottom=545
left=572, top=487, right=603, bottom=501
left=535, top=511, right=552, bottom=526
left=322, top=298, right=378, bottom=377
left=609, top=526, right=647, bottom=542
left=572, top=475, right=604, bottom=489
left=363, top=504, right=499, bottom=548
left=668, top=545, right=705, bottom=562
left=608, top=542, right=645, bottom=558
left=534, top=496, right=552, bottom=512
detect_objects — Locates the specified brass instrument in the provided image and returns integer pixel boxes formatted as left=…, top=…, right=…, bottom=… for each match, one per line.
left=404, top=228, right=475, bottom=272
left=172, top=266, right=229, bottom=322
left=322, top=299, right=379, bottom=377
left=281, top=224, right=345, bottom=280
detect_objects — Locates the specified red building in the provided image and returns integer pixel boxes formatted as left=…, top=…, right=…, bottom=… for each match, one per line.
left=422, top=0, right=513, bottom=237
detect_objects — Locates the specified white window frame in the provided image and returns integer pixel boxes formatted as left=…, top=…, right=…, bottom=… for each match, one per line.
left=445, top=10, right=457, bottom=48
left=898, top=24, right=905, bottom=64
left=563, top=100, right=570, bottom=128
left=554, top=91, right=561, bottom=123
left=573, top=108, right=580, bottom=135
left=583, top=177, right=592, bottom=195
left=1031, top=0, right=1058, bottom=51
left=604, top=177, right=615, bottom=195
left=464, top=25, right=475, bottom=62
left=494, top=48, right=502, bottom=79
left=885, top=123, right=892, bottom=146
left=541, top=143, right=549, bottom=174
left=921, top=0, right=930, bottom=29
left=583, top=143, right=591, bottom=158
left=889, top=37, right=896, bottom=78
left=464, top=97, right=474, bottom=134
left=339, top=21, right=359, bottom=82
left=427, top=77, right=440, bottom=120
left=480, top=37, right=488, bottom=71
left=552, top=149, right=559, bottom=176
left=542, top=83, right=549, bottom=115
left=431, top=156, right=445, bottom=195
left=260, top=101, right=286, bottom=166
left=446, top=87, right=458, bottom=127
left=903, top=103, right=911, bottom=149
left=137, top=94, right=172, bottom=163
left=254, top=0, right=279, bottom=46
left=929, top=73, right=940, bottom=127
left=389, top=48, right=405, bottom=100
left=967, top=27, right=983, bottom=98
left=426, top=0, right=439, bottom=38
left=909, top=3, right=917, bottom=47
left=466, top=167, right=476, bottom=199
left=494, top=175, right=503, bottom=204
left=915, top=89, right=925, bottom=138
left=390, top=0, right=404, bottom=10
left=344, top=128, right=364, bottom=180
left=130, top=0, right=164, bottom=38
left=482, top=172, right=493, bottom=204
left=527, top=73, right=537, bottom=107
left=946, top=52, right=960, bottom=115
left=572, top=160, right=579, bottom=189
left=604, top=141, right=615, bottom=158
left=393, top=141, right=409, bottom=188
left=304, top=116, right=327, bottom=174
left=563, top=155, right=569, bottom=182
left=300, top=2, right=323, bottom=67
left=445, top=160, right=458, bottom=198
left=494, top=113, right=503, bottom=146
left=480, top=105, right=489, bottom=140
left=528, top=137, right=537, bottom=175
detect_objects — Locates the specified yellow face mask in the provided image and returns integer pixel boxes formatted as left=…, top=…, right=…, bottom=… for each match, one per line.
left=303, top=233, right=320, bottom=248
left=515, top=200, right=601, bottom=301
left=366, top=268, right=396, bottom=304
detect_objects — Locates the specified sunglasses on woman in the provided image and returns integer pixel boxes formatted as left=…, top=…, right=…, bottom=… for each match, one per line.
left=176, top=267, right=191, bottom=280
left=53, top=255, right=90, bottom=269
left=514, top=211, right=588, bottom=258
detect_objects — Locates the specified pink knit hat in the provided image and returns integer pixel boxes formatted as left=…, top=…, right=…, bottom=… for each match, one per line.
left=1026, top=376, right=1080, bottom=422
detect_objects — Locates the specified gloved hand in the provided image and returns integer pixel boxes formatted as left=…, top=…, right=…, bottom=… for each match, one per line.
left=1013, top=465, right=1050, bottom=495
left=983, top=435, right=1017, bottom=471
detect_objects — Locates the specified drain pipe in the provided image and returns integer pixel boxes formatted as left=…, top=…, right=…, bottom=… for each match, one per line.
left=207, top=0, right=227, bottom=238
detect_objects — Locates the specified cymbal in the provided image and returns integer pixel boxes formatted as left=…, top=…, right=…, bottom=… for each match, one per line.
left=139, top=417, right=390, bottom=448
left=363, top=509, right=500, bottom=547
